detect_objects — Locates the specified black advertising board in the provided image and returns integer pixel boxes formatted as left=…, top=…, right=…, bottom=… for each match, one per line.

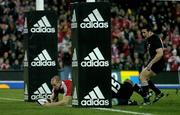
left=24, top=11, right=58, bottom=102
left=71, top=2, right=111, bottom=107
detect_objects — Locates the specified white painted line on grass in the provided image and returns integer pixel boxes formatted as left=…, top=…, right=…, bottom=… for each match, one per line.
left=0, top=97, right=23, bottom=101
left=93, top=108, right=155, bottom=115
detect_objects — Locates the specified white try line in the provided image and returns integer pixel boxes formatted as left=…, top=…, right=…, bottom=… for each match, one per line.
left=93, top=108, right=155, bottom=115
left=0, top=97, right=23, bottom=101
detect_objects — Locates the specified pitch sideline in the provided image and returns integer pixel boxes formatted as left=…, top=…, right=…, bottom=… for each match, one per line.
left=0, top=97, right=23, bottom=101
left=93, top=108, right=155, bottom=115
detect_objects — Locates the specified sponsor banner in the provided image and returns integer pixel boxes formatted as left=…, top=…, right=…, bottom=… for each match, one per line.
left=30, top=83, right=52, bottom=100
left=80, top=8, right=108, bottom=29
left=27, top=11, right=58, bottom=68
left=80, top=86, right=109, bottom=106
left=30, top=16, right=55, bottom=33
left=71, top=9, right=77, bottom=29
left=111, top=70, right=140, bottom=84
left=30, top=49, right=56, bottom=67
left=71, top=2, right=111, bottom=107
left=80, top=47, right=109, bottom=67
left=0, top=81, right=24, bottom=89
left=120, top=71, right=140, bottom=84
left=72, top=86, right=79, bottom=105
left=72, top=48, right=78, bottom=67
left=24, top=11, right=58, bottom=101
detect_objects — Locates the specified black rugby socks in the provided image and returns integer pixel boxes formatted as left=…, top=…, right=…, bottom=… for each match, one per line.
left=148, top=80, right=161, bottom=95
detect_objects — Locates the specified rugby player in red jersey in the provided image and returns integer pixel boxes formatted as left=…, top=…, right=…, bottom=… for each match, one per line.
left=44, top=75, right=72, bottom=106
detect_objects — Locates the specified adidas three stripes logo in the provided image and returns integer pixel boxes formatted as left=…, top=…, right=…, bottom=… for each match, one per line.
left=81, top=86, right=109, bottom=106
left=81, top=47, right=109, bottom=67
left=80, top=8, right=108, bottom=28
left=31, top=49, right=56, bottom=67
left=83, top=47, right=105, bottom=61
left=84, top=86, right=105, bottom=99
left=33, top=49, right=52, bottom=61
left=30, top=16, right=55, bottom=33
left=31, top=83, right=52, bottom=100
left=71, top=8, right=108, bottom=29
left=83, top=9, right=104, bottom=22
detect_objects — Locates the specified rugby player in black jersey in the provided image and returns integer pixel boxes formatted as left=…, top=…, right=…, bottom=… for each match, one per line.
left=111, top=77, right=148, bottom=105
left=140, top=24, right=165, bottom=105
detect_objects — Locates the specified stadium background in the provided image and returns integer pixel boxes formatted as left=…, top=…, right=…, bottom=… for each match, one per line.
left=0, top=0, right=180, bottom=115
left=0, top=0, right=180, bottom=88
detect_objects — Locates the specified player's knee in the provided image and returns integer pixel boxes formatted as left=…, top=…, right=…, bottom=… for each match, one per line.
left=139, top=73, right=146, bottom=81
left=141, top=80, right=148, bottom=86
left=140, top=77, right=147, bottom=84
left=140, top=70, right=150, bottom=80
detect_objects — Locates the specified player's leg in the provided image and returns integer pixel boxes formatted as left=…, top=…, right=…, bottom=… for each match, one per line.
left=114, top=80, right=138, bottom=105
left=112, top=98, right=129, bottom=105
left=150, top=63, right=164, bottom=103
left=133, top=83, right=147, bottom=98
left=148, top=79, right=164, bottom=103
left=148, top=80, right=161, bottom=95
left=139, top=67, right=153, bottom=104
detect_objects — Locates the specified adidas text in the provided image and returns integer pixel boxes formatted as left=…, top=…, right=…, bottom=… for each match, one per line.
left=72, top=61, right=78, bottom=67
left=80, top=21, right=108, bottom=28
left=72, top=99, right=79, bottom=105
left=31, top=60, right=56, bottom=67
left=81, top=60, right=109, bottom=67
left=81, top=99, right=109, bottom=106
left=30, top=27, right=55, bottom=33
left=31, top=94, right=51, bottom=100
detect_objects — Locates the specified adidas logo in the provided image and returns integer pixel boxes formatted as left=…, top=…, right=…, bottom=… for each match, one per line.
left=80, top=9, right=108, bottom=29
left=31, top=49, right=56, bottom=67
left=81, top=47, right=109, bottom=67
left=31, top=83, right=52, bottom=100
left=72, top=48, right=78, bottom=67
left=24, top=83, right=28, bottom=100
left=73, top=86, right=77, bottom=99
left=23, top=50, right=28, bottom=67
left=81, top=86, right=109, bottom=106
left=72, top=86, right=78, bottom=105
left=71, top=9, right=77, bottom=28
left=30, top=16, right=55, bottom=33
left=23, top=17, right=28, bottom=34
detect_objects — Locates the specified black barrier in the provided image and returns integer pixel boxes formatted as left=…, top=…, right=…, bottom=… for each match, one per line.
left=23, top=11, right=58, bottom=102
left=151, top=72, right=180, bottom=84
left=71, top=2, right=111, bottom=107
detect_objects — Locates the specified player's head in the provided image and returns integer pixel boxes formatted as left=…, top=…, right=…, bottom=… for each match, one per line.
left=140, top=23, right=153, bottom=39
left=51, top=75, right=61, bottom=90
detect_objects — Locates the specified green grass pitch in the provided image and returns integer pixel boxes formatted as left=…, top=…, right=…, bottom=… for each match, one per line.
left=0, top=89, right=180, bottom=115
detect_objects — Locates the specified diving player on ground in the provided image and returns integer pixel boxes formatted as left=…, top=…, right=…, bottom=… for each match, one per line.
left=43, top=75, right=72, bottom=106
left=111, top=77, right=148, bottom=105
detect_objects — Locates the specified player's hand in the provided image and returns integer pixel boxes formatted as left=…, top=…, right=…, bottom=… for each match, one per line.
left=44, top=102, right=51, bottom=106
left=37, top=98, right=49, bottom=106
left=42, top=99, right=52, bottom=106
left=47, top=98, right=52, bottom=103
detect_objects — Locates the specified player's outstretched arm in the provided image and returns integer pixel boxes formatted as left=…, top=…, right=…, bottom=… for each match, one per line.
left=44, top=96, right=71, bottom=106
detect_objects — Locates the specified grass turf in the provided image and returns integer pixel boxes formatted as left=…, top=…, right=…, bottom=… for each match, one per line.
left=0, top=89, right=180, bottom=115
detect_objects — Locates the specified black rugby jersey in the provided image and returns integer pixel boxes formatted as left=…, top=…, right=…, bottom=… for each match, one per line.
left=111, top=77, right=133, bottom=100
left=147, top=34, right=164, bottom=60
